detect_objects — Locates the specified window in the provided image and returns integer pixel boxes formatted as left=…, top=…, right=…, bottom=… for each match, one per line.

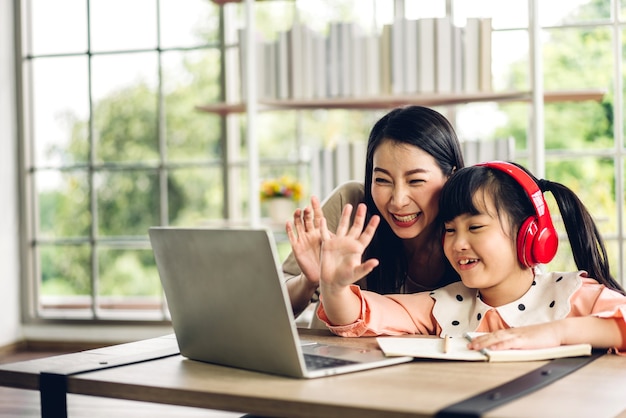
left=18, top=0, right=625, bottom=323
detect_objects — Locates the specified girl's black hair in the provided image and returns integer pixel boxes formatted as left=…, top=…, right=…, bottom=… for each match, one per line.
left=362, top=106, right=465, bottom=293
left=439, top=163, right=625, bottom=294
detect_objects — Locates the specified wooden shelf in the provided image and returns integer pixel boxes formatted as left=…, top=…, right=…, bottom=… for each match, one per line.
left=196, top=89, right=607, bottom=115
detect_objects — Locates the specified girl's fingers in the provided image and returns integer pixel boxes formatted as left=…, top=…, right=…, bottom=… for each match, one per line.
left=335, top=204, right=353, bottom=236
left=320, top=217, right=331, bottom=241
left=347, top=203, right=367, bottom=237
left=360, top=215, right=380, bottom=245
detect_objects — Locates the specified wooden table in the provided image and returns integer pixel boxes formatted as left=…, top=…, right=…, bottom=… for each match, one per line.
left=1, top=330, right=626, bottom=418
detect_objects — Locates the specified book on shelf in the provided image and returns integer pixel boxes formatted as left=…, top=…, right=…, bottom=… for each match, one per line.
left=263, top=40, right=277, bottom=99
left=287, top=23, right=304, bottom=100
left=452, top=24, right=464, bottom=93
left=313, top=33, right=327, bottom=99
left=376, top=334, right=592, bottom=363
left=276, top=30, right=289, bottom=100
left=363, top=33, right=380, bottom=97
left=417, top=17, right=435, bottom=94
left=391, top=18, right=405, bottom=95
left=479, top=17, right=493, bottom=92
left=435, top=16, right=453, bottom=93
left=379, top=23, right=392, bottom=95
left=463, top=17, right=481, bottom=93
left=403, top=18, right=418, bottom=94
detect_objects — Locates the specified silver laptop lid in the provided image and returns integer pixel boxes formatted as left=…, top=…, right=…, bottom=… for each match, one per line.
left=149, top=227, right=308, bottom=377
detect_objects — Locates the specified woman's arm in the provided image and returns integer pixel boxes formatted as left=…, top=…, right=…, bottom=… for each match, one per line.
left=285, top=196, right=325, bottom=315
left=319, top=203, right=380, bottom=326
left=468, top=316, right=626, bottom=351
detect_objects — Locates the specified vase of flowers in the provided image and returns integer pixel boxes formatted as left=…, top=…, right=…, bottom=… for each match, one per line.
left=260, top=176, right=303, bottom=224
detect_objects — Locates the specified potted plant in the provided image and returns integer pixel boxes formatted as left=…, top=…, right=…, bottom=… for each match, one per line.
left=260, top=176, right=303, bottom=224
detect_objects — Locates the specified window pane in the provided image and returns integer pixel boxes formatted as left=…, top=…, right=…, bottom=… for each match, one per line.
left=90, top=0, right=158, bottom=52
left=162, top=49, right=222, bottom=160
left=452, top=0, right=528, bottom=29
left=31, top=56, right=90, bottom=166
left=29, top=0, right=87, bottom=55
left=540, top=0, right=610, bottom=26
left=160, top=0, right=219, bottom=47
left=97, top=248, right=161, bottom=299
left=169, top=167, right=224, bottom=224
left=543, top=27, right=612, bottom=91
left=545, top=102, right=612, bottom=150
left=491, top=30, right=529, bottom=91
left=37, top=170, right=91, bottom=238
left=546, top=157, right=616, bottom=238
left=92, top=53, right=159, bottom=163
left=39, top=244, right=91, bottom=297
left=96, top=171, right=160, bottom=236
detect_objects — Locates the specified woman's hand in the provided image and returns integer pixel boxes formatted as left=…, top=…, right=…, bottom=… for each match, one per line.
left=286, top=196, right=326, bottom=287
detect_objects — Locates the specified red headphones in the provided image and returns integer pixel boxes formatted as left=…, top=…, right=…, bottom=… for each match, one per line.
left=477, top=161, right=558, bottom=267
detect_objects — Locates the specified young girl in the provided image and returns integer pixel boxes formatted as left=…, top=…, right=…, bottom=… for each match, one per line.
left=315, top=161, right=626, bottom=352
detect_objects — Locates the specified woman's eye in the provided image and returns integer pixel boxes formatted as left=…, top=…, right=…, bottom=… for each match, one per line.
left=409, top=179, right=425, bottom=185
left=374, top=177, right=391, bottom=184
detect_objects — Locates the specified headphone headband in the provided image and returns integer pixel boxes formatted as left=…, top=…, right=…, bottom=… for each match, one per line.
left=476, top=161, right=558, bottom=266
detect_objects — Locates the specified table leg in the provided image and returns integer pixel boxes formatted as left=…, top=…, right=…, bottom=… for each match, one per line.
left=40, top=372, right=67, bottom=418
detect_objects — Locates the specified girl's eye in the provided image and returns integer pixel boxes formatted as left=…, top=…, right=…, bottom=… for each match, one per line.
left=469, top=225, right=483, bottom=231
left=444, top=226, right=455, bottom=233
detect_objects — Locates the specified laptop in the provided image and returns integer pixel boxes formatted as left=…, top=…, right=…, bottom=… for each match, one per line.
left=149, top=226, right=413, bottom=378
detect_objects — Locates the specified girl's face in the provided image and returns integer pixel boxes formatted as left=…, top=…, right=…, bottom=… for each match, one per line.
left=371, top=139, right=448, bottom=240
left=442, top=191, right=532, bottom=306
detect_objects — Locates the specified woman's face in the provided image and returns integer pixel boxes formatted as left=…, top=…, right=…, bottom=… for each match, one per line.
left=371, top=139, right=449, bottom=240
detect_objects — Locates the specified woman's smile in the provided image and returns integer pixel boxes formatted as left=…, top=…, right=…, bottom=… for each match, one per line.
left=391, top=212, right=420, bottom=226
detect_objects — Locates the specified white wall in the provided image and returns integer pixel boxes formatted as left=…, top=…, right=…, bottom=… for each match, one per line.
left=0, top=0, right=23, bottom=347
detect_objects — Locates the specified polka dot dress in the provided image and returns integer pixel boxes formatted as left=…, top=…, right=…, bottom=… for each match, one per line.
left=429, top=271, right=583, bottom=338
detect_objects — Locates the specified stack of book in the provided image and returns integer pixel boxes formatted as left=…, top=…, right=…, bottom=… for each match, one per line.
left=239, top=17, right=492, bottom=102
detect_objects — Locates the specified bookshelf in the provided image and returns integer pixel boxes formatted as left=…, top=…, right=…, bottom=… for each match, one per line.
left=196, top=89, right=607, bottom=116
left=201, top=1, right=606, bottom=115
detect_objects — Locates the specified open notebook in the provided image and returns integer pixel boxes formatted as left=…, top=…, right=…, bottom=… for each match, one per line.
left=149, top=226, right=412, bottom=378
left=376, top=334, right=592, bottom=362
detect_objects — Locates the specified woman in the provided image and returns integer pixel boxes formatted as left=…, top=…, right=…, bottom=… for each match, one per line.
left=284, top=105, right=464, bottom=321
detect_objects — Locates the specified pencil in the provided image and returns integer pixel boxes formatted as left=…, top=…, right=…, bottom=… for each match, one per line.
left=463, top=332, right=491, bottom=360
left=443, top=335, right=450, bottom=354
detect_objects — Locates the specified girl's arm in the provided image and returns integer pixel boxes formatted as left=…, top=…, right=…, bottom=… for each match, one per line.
left=468, top=316, right=625, bottom=351
left=318, top=203, right=380, bottom=326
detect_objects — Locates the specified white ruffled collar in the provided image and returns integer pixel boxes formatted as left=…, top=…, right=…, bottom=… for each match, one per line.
left=430, top=270, right=584, bottom=337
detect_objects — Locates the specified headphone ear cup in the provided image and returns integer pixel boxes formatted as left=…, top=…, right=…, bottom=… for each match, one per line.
left=532, top=225, right=559, bottom=265
left=517, top=216, right=538, bottom=267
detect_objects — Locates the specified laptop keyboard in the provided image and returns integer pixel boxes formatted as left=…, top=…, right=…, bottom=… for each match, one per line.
left=304, top=353, right=358, bottom=370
